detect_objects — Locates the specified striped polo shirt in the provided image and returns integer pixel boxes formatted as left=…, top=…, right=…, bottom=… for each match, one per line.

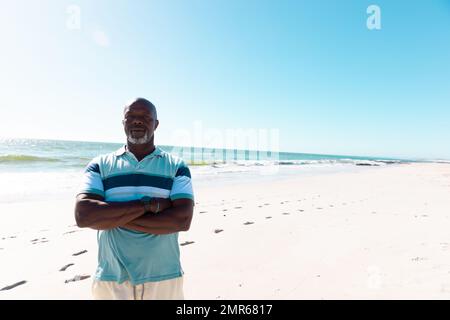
left=78, top=145, right=194, bottom=285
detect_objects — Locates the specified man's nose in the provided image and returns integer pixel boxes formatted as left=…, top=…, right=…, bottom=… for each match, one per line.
left=132, top=118, right=144, bottom=125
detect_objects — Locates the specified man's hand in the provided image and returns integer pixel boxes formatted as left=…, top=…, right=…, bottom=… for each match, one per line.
left=124, top=198, right=194, bottom=234
left=150, top=197, right=172, bottom=213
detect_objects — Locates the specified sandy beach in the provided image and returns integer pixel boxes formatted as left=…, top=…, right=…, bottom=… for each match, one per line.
left=1, top=162, right=450, bottom=299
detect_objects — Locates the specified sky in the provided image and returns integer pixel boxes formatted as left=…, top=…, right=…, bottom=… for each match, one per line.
left=0, top=0, right=449, bottom=160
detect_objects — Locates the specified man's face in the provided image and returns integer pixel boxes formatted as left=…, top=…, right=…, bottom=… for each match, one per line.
left=122, top=102, right=159, bottom=145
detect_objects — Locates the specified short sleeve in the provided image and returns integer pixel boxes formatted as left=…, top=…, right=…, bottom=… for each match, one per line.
left=170, top=161, right=194, bottom=201
left=77, top=157, right=105, bottom=198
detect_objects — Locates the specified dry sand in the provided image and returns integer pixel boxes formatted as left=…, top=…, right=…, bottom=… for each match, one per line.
left=1, top=163, right=450, bottom=299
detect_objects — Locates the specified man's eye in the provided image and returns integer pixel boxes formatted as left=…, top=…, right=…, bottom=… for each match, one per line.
left=124, top=115, right=151, bottom=121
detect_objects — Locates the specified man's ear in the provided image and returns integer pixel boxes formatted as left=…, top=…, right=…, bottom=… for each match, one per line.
left=154, top=120, right=159, bottom=130
left=122, top=119, right=127, bottom=135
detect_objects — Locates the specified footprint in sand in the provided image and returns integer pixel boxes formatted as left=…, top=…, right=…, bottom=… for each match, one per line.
left=282, top=212, right=290, bottom=215
left=243, top=221, right=254, bottom=225
left=63, top=230, right=81, bottom=235
left=265, top=216, right=272, bottom=219
left=31, top=238, right=48, bottom=244
left=180, top=241, right=195, bottom=246
left=64, top=275, right=90, bottom=284
left=199, top=211, right=207, bottom=214
left=72, top=250, right=88, bottom=256
left=1, top=280, right=27, bottom=291
left=411, top=257, right=427, bottom=262
left=214, top=229, right=224, bottom=234
left=316, top=208, right=323, bottom=210
left=234, top=207, right=242, bottom=209
left=59, top=263, right=75, bottom=272
left=280, top=202, right=284, bottom=204
left=222, top=209, right=228, bottom=212
left=264, top=203, right=270, bottom=206
left=258, top=206, right=263, bottom=208
left=33, top=240, right=49, bottom=245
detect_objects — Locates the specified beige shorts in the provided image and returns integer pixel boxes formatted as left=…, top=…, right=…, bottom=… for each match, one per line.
left=92, top=276, right=184, bottom=300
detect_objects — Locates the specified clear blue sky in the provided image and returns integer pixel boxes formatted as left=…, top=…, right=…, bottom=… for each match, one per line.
left=1, top=0, right=449, bottom=159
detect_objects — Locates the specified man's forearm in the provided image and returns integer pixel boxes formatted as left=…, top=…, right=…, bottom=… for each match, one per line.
left=75, top=196, right=145, bottom=230
left=124, top=204, right=193, bottom=234
left=122, top=220, right=178, bottom=235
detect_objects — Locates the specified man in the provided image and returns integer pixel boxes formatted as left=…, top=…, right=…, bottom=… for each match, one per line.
left=74, top=98, right=194, bottom=300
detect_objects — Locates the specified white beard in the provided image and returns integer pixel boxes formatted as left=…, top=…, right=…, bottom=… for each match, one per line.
left=127, top=132, right=151, bottom=145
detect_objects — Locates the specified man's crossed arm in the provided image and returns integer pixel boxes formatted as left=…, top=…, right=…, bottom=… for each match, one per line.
left=74, top=194, right=194, bottom=235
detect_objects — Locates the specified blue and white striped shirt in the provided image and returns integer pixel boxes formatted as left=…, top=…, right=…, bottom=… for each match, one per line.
left=78, top=145, right=194, bottom=284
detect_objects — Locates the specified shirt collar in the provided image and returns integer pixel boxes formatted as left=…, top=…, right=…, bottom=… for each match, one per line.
left=114, top=145, right=163, bottom=159
left=114, top=145, right=127, bottom=156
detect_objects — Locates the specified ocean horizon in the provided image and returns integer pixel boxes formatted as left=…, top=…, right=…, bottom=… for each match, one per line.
left=2, top=137, right=442, bottom=204
left=0, top=137, right=416, bottom=172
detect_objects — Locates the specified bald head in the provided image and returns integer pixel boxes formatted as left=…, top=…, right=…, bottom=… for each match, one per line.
left=124, top=97, right=157, bottom=120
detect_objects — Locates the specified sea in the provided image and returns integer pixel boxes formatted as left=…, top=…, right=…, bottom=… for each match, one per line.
left=0, top=138, right=413, bottom=204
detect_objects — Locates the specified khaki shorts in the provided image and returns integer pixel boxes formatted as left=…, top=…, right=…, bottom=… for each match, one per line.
left=92, top=276, right=184, bottom=300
